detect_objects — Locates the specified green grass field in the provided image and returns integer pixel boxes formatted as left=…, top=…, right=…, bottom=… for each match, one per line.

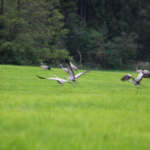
left=0, top=65, right=150, bottom=150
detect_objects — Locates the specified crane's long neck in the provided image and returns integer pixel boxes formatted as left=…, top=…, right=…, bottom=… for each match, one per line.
left=67, top=61, right=75, bottom=81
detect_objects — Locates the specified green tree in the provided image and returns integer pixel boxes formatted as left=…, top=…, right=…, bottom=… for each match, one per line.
left=0, top=0, right=69, bottom=65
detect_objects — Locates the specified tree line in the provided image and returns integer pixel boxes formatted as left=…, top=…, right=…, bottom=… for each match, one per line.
left=0, top=0, right=150, bottom=69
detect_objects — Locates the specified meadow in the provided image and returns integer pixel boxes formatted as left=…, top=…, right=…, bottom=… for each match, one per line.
left=0, top=65, right=150, bottom=150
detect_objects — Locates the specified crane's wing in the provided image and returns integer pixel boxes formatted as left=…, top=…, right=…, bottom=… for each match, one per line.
left=36, top=75, right=67, bottom=82
left=143, top=72, right=150, bottom=78
left=36, top=75, right=54, bottom=80
left=75, top=70, right=89, bottom=79
left=70, top=62, right=78, bottom=70
left=121, top=74, right=132, bottom=81
left=36, top=75, right=46, bottom=79
left=136, top=69, right=143, bottom=73
left=136, top=69, right=150, bottom=74
left=143, top=70, right=150, bottom=74
left=142, top=70, right=150, bottom=78
left=136, top=69, right=150, bottom=78
left=60, top=64, right=69, bottom=74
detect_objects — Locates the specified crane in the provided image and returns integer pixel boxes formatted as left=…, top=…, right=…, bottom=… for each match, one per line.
left=121, top=72, right=143, bottom=85
left=37, top=59, right=89, bottom=85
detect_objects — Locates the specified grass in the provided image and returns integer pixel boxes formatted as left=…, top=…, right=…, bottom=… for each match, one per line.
left=0, top=65, right=150, bottom=150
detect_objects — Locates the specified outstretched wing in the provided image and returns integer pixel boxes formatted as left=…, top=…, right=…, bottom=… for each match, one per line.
left=75, top=70, right=89, bottom=79
left=121, top=74, right=132, bottom=81
left=143, top=70, right=150, bottom=74
left=136, top=69, right=150, bottom=78
left=60, top=64, right=69, bottom=74
left=143, top=73, right=150, bottom=78
left=36, top=75, right=54, bottom=80
left=142, top=70, right=150, bottom=78
left=70, top=62, right=78, bottom=70
left=36, top=75, right=47, bottom=79
left=136, top=69, right=143, bottom=73
left=36, top=75, right=67, bottom=82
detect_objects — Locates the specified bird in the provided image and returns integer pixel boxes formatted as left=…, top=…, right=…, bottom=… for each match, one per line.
left=37, top=59, right=89, bottom=85
left=65, top=59, right=76, bottom=81
left=60, top=62, right=78, bottom=74
left=40, top=62, right=51, bottom=70
left=121, top=72, right=144, bottom=85
left=70, top=62, right=78, bottom=70
left=60, top=64, right=70, bottom=74
left=65, top=59, right=89, bottom=82
left=37, top=69, right=89, bottom=85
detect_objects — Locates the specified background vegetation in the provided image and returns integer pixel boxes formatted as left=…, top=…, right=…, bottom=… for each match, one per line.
left=0, top=0, right=150, bottom=69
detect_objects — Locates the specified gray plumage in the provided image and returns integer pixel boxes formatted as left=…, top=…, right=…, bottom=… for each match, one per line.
left=36, top=75, right=68, bottom=84
left=65, top=59, right=89, bottom=82
left=121, top=72, right=143, bottom=85
left=40, top=62, right=51, bottom=70
left=136, top=69, right=150, bottom=78
left=60, top=64, right=70, bottom=74
left=75, top=70, right=89, bottom=79
left=37, top=59, right=89, bottom=85
left=60, top=62, right=78, bottom=74
left=36, top=70, right=89, bottom=85
left=70, top=62, right=78, bottom=70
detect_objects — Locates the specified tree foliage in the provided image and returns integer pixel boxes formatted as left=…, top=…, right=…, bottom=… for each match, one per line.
left=0, top=0, right=68, bottom=65
left=0, top=0, right=150, bottom=69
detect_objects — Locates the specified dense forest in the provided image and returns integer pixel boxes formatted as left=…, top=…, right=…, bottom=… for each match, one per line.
left=0, top=0, right=150, bottom=69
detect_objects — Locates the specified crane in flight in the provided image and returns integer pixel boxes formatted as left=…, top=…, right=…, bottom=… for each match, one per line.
left=60, top=62, right=78, bottom=74
left=64, top=59, right=89, bottom=82
left=37, top=59, right=89, bottom=85
left=40, top=62, right=51, bottom=70
left=121, top=72, right=143, bottom=85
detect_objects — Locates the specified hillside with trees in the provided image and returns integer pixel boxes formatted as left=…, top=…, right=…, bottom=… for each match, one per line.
left=0, top=0, right=150, bottom=69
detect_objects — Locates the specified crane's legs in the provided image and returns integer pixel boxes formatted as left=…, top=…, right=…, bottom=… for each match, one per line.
left=136, top=85, right=144, bottom=95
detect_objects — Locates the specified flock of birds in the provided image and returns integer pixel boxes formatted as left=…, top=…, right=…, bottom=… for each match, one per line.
left=37, top=59, right=89, bottom=85
left=37, top=59, right=150, bottom=86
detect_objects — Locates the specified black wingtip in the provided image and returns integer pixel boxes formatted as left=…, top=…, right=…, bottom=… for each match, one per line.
left=121, top=74, right=131, bottom=81
left=36, top=75, right=46, bottom=79
left=121, top=76, right=124, bottom=81
left=121, top=76, right=126, bottom=81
